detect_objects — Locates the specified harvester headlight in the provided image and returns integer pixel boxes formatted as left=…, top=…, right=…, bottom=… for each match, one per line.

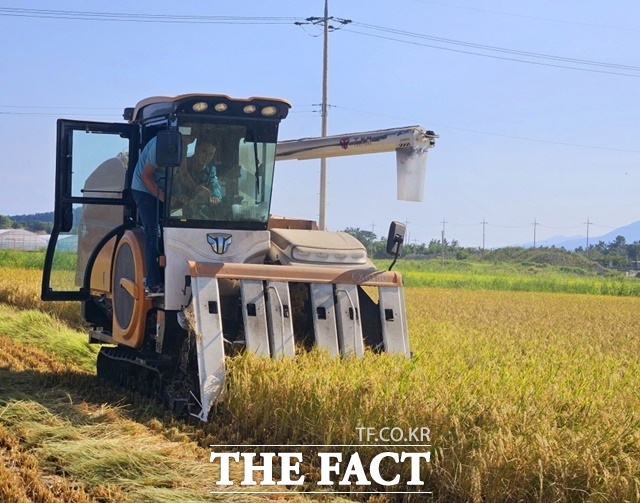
left=349, top=250, right=368, bottom=263
left=261, top=106, right=278, bottom=117
left=291, top=246, right=367, bottom=264
left=192, top=102, right=209, bottom=112
left=293, top=248, right=311, bottom=258
left=243, top=105, right=257, bottom=114
left=214, top=103, right=228, bottom=112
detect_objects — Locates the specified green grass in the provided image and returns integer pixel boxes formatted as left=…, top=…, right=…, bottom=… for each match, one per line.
left=0, top=249, right=77, bottom=271
left=3, top=249, right=640, bottom=299
left=0, top=304, right=97, bottom=373
left=374, top=258, right=640, bottom=296
left=0, top=249, right=46, bottom=269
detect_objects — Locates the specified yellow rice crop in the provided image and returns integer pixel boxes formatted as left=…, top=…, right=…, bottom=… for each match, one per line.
left=2, top=261, right=640, bottom=501
left=0, top=266, right=83, bottom=327
left=221, top=289, right=640, bottom=501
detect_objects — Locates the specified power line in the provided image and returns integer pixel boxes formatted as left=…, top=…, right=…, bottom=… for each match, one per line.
left=295, top=15, right=351, bottom=34
left=351, top=217, right=634, bottom=250
left=489, top=223, right=531, bottom=229
left=331, top=105, right=640, bottom=154
left=417, top=125, right=640, bottom=154
left=349, top=21, right=640, bottom=72
left=591, top=223, right=617, bottom=229
left=0, top=103, right=319, bottom=115
left=3, top=8, right=640, bottom=157
left=412, top=1, right=640, bottom=33
left=342, top=27, right=640, bottom=77
left=4, top=7, right=640, bottom=77
left=0, top=111, right=120, bottom=117
left=448, top=222, right=483, bottom=227
left=0, top=105, right=120, bottom=110
left=0, top=8, right=299, bottom=24
left=5, top=102, right=638, bottom=156
left=295, top=3, right=352, bottom=231
left=539, top=224, right=583, bottom=230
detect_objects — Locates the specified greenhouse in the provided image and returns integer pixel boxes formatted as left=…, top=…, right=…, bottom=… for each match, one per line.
left=0, top=229, right=48, bottom=251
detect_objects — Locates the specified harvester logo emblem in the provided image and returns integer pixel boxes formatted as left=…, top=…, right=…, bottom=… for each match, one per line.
left=207, top=233, right=232, bottom=255
left=340, top=138, right=350, bottom=149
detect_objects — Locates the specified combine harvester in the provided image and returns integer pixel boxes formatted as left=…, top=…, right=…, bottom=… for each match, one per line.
left=41, top=93, right=437, bottom=421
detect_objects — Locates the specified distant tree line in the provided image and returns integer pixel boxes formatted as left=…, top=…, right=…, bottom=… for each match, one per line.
left=342, top=227, right=467, bottom=260
left=575, top=236, right=640, bottom=269
left=0, top=213, right=53, bottom=234
left=342, top=227, right=640, bottom=269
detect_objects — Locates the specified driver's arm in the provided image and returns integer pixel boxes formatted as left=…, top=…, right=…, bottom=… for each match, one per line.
left=141, top=163, right=164, bottom=202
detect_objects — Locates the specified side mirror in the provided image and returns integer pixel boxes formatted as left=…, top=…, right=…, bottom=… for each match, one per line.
left=60, top=204, right=74, bottom=232
left=386, top=221, right=405, bottom=271
left=386, top=221, right=406, bottom=256
left=155, top=130, right=183, bottom=168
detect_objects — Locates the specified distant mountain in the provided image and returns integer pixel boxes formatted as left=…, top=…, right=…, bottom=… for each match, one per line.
left=524, top=220, right=640, bottom=250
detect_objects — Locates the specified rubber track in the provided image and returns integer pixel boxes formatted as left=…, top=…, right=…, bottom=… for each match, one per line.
left=97, top=347, right=192, bottom=414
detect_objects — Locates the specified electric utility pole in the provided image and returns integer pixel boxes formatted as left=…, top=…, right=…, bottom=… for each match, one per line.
left=531, top=218, right=540, bottom=248
left=441, top=218, right=447, bottom=266
left=584, top=218, right=592, bottom=258
left=481, top=218, right=487, bottom=251
left=300, top=2, right=350, bottom=230
left=319, top=0, right=329, bottom=230
left=404, top=219, right=410, bottom=246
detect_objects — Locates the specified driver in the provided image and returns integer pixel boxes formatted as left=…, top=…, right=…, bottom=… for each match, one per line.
left=173, top=139, right=222, bottom=217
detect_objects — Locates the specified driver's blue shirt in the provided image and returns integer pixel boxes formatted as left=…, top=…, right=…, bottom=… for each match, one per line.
left=131, top=137, right=166, bottom=196
left=187, top=157, right=222, bottom=200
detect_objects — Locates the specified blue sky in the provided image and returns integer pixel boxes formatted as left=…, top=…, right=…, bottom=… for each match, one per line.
left=1, top=1, right=639, bottom=248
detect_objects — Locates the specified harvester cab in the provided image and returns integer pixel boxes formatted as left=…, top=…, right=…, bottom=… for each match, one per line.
left=41, top=93, right=437, bottom=421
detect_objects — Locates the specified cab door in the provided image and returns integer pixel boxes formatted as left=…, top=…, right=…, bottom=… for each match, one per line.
left=42, top=120, right=138, bottom=301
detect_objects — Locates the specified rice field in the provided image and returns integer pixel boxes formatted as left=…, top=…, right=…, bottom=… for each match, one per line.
left=1, top=252, right=640, bottom=501
left=221, top=289, right=640, bottom=501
